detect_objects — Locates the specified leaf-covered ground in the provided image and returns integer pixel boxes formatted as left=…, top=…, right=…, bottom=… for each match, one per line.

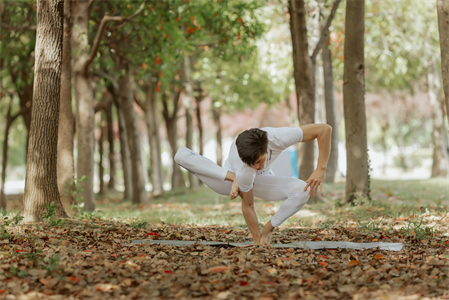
left=1, top=178, right=448, bottom=299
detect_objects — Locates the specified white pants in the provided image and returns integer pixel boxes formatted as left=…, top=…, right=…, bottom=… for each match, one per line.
left=174, top=147, right=310, bottom=227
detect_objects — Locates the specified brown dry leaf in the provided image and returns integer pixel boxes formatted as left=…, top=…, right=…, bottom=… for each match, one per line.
left=39, top=278, right=58, bottom=288
left=208, top=266, right=229, bottom=273
left=347, top=260, right=362, bottom=266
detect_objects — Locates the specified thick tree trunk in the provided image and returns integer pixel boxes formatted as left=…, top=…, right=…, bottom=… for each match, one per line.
left=57, top=0, right=74, bottom=213
left=19, top=0, right=68, bottom=222
left=288, top=0, right=301, bottom=122
left=428, top=61, right=448, bottom=177
left=111, top=90, right=132, bottom=201
left=322, top=30, right=339, bottom=183
left=289, top=0, right=316, bottom=181
left=98, top=121, right=105, bottom=194
left=145, top=78, right=164, bottom=196
left=212, top=106, right=223, bottom=166
left=105, top=103, right=115, bottom=190
left=437, top=0, right=449, bottom=125
left=118, top=63, right=147, bottom=204
left=182, top=55, right=199, bottom=189
left=343, top=0, right=369, bottom=203
left=162, top=91, right=185, bottom=189
left=72, top=0, right=95, bottom=211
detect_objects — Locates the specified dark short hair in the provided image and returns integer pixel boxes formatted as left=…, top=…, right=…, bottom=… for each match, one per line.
left=236, top=128, right=268, bottom=166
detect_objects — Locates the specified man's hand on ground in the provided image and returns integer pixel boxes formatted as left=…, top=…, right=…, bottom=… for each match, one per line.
left=304, top=168, right=326, bottom=196
left=230, top=181, right=239, bottom=200
left=260, top=220, right=275, bottom=248
left=260, top=230, right=272, bottom=248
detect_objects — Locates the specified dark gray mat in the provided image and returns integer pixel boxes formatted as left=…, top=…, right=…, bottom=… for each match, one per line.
left=128, top=239, right=403, bottom=251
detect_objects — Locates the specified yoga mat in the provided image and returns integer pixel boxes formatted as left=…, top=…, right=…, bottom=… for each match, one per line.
left=128, top=239, right=403, bottom=251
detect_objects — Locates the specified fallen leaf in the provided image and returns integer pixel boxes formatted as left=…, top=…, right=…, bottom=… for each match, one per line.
left=374, top=254, right=385, bottom=259
left=347, top=260, right=362, bottom=266
left=208, top=266, right=229, bottom=273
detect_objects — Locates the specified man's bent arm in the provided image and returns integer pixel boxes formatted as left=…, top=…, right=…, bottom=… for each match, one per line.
left=300, top=124, right=332, bottom=195
left=240, top=189, right=261, bottom=243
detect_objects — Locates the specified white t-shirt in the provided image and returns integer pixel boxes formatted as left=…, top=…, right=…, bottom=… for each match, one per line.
left=223, top=127, right=303, bottom=192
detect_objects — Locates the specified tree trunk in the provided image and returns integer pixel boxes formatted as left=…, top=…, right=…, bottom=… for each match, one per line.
left=118, top=62, right=147, bottom=204
left=105, top=102, right=115, bottom=190
left=0, top=118, right=10, bottom=210
left=98, top=120, right=105, bottom=194
left=111, top=88, right=132, bottom=201
left=288, top=0, right=301, bottom=122
left=289, top=0, right=316, bottom=181
left=343, top=0, right=369, bottom=203
left=212, top=105, right=223, bottom=166
left=57, top=0, right=74, bottom=213
left=145, top=78, right=164, bottom=196
left=19, top=0, right=69, bottom=222
left=437, top=0, right=449, bottom=125
left=428, top=61, right=448, bottom=177
left=196, top=89, right=204, bottom=156
left=322, top=28, right=339, bottom=183
left=182, top=55, right=199, bottom=189
left=72, top=0, right=95, bottom=211
left=162, top=91, right=185, bottom=189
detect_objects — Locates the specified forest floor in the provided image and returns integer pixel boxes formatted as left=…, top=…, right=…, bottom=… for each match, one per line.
left=0, top=178, right=448, bottom=300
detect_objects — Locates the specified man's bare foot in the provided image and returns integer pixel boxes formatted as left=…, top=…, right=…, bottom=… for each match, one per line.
left=230, top=181, right=239, bottom=200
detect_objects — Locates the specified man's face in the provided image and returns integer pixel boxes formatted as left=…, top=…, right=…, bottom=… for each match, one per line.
left=250, top=153, right=268, bottom=170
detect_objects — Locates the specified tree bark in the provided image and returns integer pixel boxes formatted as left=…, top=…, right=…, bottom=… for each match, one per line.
left=72, top=0, right=95, bottom=211
left=19, top=0, right=69, bottom=222
left=182, top=55, right=199, bottom=189
left=162, top=91, right=185, bottom=189
left=145, top=78, right=164, bottom=196
left=428, top=61, right=448, bottom=177
left=195, top=86, right=204, bottom=156
left=105, top=102, right=115, bottom=190
left=343, top=0, right=369, bottom=204
left=98, top=120, right=105, bottom=194
left=118, top=62, right=147, bottom=204
left=110, top=86, right=132, bottom=201
left=57, top=0, right=74, bottom=213
left=437, top=0, right=449, bottom=125
left=289, top=0, right=316, bottom=181
left=212, top=105, right=223, bottom=166
left=0, top=100, right=25, bottom=209
left=322, top=29, right=339, bottom=183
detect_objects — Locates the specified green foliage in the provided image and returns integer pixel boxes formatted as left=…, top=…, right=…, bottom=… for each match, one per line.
left=66, top=176, right=87, bottom=213
left=43, top=202, right=64, bottom=227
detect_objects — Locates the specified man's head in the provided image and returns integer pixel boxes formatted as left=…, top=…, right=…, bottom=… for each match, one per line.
left=236, top=128, right=268, bottom=170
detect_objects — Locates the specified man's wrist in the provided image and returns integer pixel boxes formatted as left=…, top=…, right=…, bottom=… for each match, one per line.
left=317, top=164, right=327, bottom=171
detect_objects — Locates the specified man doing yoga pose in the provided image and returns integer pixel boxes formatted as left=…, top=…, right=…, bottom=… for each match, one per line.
left=175, top=124, right=332, bottom=246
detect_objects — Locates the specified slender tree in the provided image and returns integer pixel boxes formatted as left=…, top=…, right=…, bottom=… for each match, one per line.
left=0, top=96, right=27, bottom=209
left=343, top=0, right=369, bottom=203
left=57, top=0, right=74, bottom=213
left=437, top=0, right=449, bottom=124
left=321, top=22, right=339, bottom=183
left=144, top=77, right=164, bottom=196
left=428, top=61, right=448, bottom=177
left=182, top=54, right=199, bottom=189
left=71, top=0, right=146, bottom=211
left=117, top=59, right=147, bottom=204
left=288, top=0, right=341, bottom=182
left=19, top=0, right=68, bottom=222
